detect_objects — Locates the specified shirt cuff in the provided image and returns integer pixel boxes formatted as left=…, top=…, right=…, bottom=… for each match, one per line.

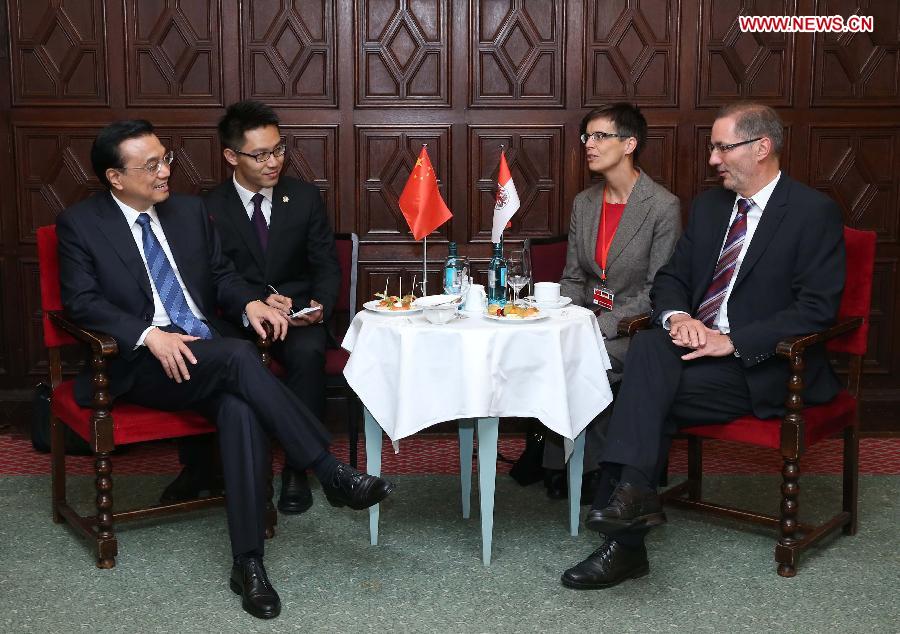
left=136, top=326, right=155, bottom=348
left=660, top=310, right=689, bottom=330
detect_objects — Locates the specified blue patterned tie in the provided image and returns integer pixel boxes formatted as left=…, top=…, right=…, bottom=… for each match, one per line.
left=135, top=213, right=212, bottom=339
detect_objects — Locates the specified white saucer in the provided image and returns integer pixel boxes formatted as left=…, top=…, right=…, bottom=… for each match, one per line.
left=523, top=296, right=572, bottom=309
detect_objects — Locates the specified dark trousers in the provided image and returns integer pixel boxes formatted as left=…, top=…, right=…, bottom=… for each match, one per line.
left=599, top=327, right=755, bottom=484
left=122, top=337, right=331, bottom=557
left=177, top=324, right=328, bottom=472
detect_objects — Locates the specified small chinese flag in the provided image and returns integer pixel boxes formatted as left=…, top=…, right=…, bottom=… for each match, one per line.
left=398, top=147, right=452, bottom=241
left=491, top=150, right=520, bottom=242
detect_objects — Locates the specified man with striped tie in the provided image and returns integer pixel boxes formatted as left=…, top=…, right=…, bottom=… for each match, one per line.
left=56, top=120, right=394, bottom=619
left=561, top=103, right=846, bottom=590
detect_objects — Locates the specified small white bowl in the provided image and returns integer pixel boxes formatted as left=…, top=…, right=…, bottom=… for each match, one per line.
left=423, top=304, right=458, bottom=324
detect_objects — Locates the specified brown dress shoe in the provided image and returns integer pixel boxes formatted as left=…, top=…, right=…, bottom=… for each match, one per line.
left=561, top=539, right=649, bottom=589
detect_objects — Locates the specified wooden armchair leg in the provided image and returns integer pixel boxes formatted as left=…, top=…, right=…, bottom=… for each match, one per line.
left=687, top=437, right=703, bottom=500
left=776, top=456, right=800, bottom=577
left=843, top=424, right=859, bottom=536
left=94, top=452, right=117, bottom=569
left=50, top=414, right=66, bottom=523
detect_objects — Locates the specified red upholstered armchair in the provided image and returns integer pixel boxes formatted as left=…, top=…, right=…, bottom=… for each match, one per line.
left=258, top=233, right=362, bottom=467
left=617, top=227, right=876, bottom=576
left=525, top=234, right=568, bottom=284
left=37, top=225, right=275, bottom=569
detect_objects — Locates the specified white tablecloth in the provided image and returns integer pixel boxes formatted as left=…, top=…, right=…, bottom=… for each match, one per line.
left=341, top=305, right=613, bottom=442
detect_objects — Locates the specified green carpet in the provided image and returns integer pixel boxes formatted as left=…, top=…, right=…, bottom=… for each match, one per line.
left=0, top=474, right=897, bottom=633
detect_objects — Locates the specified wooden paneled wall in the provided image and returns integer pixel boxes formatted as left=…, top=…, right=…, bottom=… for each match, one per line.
left=1, top=0, right=898, bottom=405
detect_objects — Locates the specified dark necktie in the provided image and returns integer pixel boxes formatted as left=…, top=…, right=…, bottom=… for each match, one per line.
left=251, top=192, right=268, bottom=251
left=696, top=197, right=752, bottom=328
left=135, top=213, right=212, bottom=339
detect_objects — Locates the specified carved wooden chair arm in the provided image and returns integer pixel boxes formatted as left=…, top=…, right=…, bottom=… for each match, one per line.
left=617, top=312, right=652, bottom=337
left=48, top=310, right=118, bottom=356
left=775, top=317, right=864, bottom=359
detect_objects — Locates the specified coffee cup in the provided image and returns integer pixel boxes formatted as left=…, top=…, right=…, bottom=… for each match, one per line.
left=534, top=282, right=561, bottom=304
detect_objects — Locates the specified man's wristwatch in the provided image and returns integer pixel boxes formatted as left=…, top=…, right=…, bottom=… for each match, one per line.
left=727, top=335, right=740, bottom=357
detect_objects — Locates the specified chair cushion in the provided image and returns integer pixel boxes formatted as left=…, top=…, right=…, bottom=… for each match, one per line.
left=325, top=348, right=349, bottom=376
left=51, top=380, right=214, bottom=445
left=680, top=389, right=857, bottom=449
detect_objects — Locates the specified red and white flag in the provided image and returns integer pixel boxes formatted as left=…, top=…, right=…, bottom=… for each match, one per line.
left=491, top=150, right=520, bottom=243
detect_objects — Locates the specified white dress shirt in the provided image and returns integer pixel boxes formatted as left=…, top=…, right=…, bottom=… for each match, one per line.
left=233, top=174, right=273, bottom=226
left=111, top=194, right=208, bottom=347
left=663, top=171, right=782, bottom=333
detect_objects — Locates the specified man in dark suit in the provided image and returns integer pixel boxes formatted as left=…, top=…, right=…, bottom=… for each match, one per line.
left=560, top=103, right=846, bottom=589
left=56, top=120, right=393, bottom=619
left=162, top=101, right=340, bottom=515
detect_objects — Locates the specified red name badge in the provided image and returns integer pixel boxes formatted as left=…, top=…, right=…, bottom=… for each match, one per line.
left=593, top=286, right=614, bottom=311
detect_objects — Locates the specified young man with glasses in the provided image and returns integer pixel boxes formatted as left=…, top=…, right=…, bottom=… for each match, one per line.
left=56, top=120, right=392, bottom=619
left=160, top=101, right=341, bottom=519
left=561, top=102, right=845, bottom=590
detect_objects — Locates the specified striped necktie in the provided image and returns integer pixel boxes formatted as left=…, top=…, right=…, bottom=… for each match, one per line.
left=695, top=197, right=752, bottom=328
left=135, top=213, right=212, bottom=339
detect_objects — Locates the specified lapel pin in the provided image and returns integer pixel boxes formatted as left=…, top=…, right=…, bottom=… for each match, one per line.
left=282, top=195, right=289, bottom=203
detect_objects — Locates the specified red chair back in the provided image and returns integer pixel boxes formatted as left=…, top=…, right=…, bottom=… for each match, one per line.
left=37, top=225, right=77, bottom=348
left=828, top=227, right=876, bottom=356
left=333, top=233, right=359, bottom=317
left=525, top=235, right=568, bottom=283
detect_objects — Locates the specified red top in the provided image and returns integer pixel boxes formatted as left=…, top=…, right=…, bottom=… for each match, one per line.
left=594, top=201, right=626, bottom=278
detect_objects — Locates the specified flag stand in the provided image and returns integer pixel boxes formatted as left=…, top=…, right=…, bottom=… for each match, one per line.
left=422, top=235, right=428, bottom=295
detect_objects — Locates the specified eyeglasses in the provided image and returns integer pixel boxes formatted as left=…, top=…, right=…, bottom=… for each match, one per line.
left=580, top=131, right=628, bottom=144
left=707, top=137, right=762, bottom=154
left=121, top=151, right=174, bottom=175
left=232, top=144, right=287, bottom=163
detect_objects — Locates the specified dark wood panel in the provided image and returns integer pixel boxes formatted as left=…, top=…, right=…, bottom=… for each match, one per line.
left=697, top=0, right=796, bottom=107
left=355, top=126, right=452, bottom=242
left=9, top=0, right=108, bottom=105
left=812, top=0, right=900, bottom=107
left=124, top=0, right=223, bottom=105
left=471, top=0, right=565, bottom=106
left=808, top=126, right=899, bottom=243
left=581, top=126, right=677, bottom=195
left=583, top=0, right=680, bottom=106
left=241, top=0, right=336, bottom=105
left=280, top=126, right=339, bottom=229
left=356, top=0, right=449, bottom=106
left=468, top=126, right=564, bottom=242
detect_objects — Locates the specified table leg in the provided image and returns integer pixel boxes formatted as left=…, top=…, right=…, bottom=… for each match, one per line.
left=364, top=407, right=382, bottom=546
left=566, top=430, right=586, bottom=536
left=458, top=419, right=475, bottom=519
left=477, top=417, right=499, bottom=566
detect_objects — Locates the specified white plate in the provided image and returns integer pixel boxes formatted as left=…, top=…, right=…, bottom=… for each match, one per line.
left=523, top=295, right=572, bottom=309
left=363, top=300, right=423, bottom=314
left=483, top=310, right=549, bottom=323
left=413, top=294, right=461, bottom=308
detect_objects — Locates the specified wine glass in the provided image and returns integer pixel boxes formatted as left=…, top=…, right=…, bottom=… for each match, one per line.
left=443, top=255, right=470, bottom=301
left=506, top=249, right=530, bottom=306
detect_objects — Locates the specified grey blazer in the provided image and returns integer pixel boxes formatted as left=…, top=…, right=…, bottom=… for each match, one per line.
left=560, top=170, right=681, bottom=370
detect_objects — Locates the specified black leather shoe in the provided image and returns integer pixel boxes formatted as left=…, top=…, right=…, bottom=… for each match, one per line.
left=585, top=482, right=666, bottom=533
left=230, top=556, right=281, bottom=619
left=545, top=469, right=602, bottom=504
left=159, top=467, right=224, bottom=504
left=561, top=539, right=649, bottom=589
left=544, top=469, right=567, bottom=499
left=278, top=467, right=313, bottom=515
left=321, top=463, right=394, bottom=510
